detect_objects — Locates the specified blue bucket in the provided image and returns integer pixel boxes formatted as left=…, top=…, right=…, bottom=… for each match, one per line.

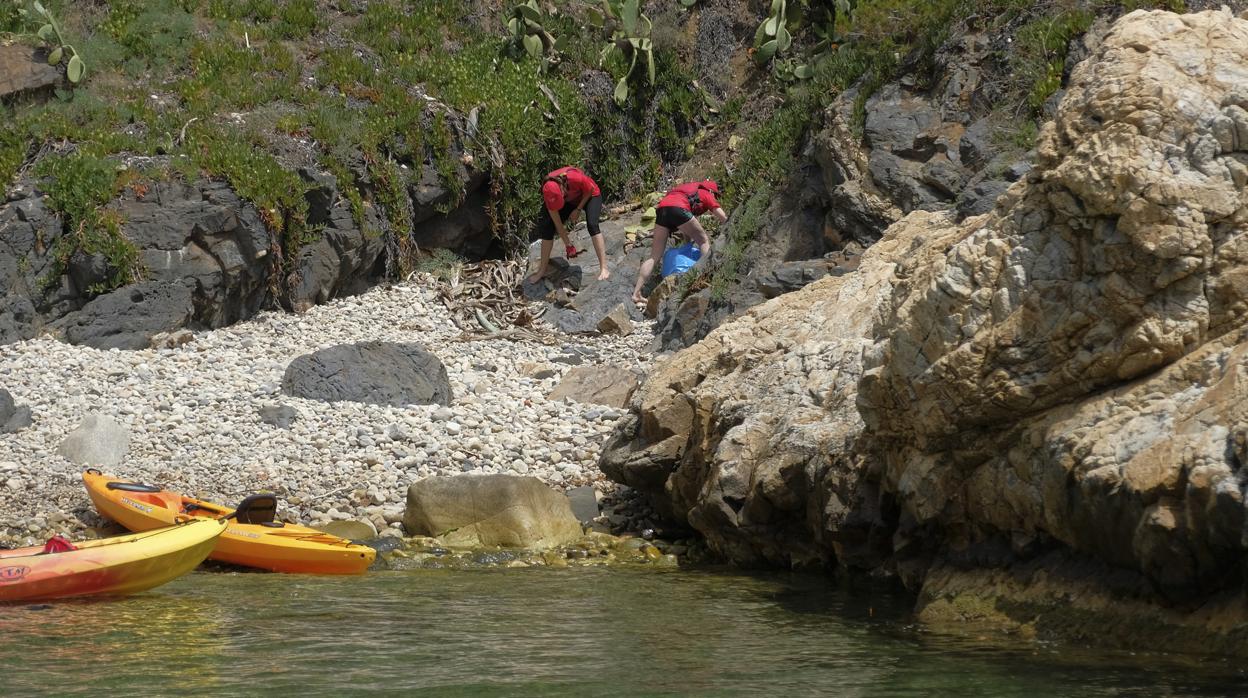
left=661, top=243, right=701, bottom=277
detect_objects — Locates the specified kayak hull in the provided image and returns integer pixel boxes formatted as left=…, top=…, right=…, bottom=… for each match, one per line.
left=83, top=472, right=375, bottom=575
left=0, top=518, right=225, bottom=602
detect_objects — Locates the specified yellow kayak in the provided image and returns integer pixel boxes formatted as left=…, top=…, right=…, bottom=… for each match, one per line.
left=83, top=471, right=376, bottom=575
left=0, top=518, right=224, bottom=602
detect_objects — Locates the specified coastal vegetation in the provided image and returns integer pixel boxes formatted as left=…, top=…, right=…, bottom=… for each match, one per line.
left=0, top=0, right=1193, bottom=305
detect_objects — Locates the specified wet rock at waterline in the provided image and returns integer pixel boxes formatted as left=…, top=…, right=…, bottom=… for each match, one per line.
left=403, top=474, right=583, bottom=550
left=56, top=414, right=130, bottom=468
left=282, top=342, right=452, bottom=406
left=548, top=365, right=639, bottom=409
left=566, top=485, right=601, bottom=523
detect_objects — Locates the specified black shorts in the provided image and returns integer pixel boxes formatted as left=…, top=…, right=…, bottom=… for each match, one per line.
left=655, top=206, right=693, bottom=230
left=534, top=195, right=603, bottom=241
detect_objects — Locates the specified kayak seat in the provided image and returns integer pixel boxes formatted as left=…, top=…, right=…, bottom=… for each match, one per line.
left=231, top=494, right=278, bottom=525
left=39, top=535, right=77, bottom=554
left=105, top=481, right=163, bottom=493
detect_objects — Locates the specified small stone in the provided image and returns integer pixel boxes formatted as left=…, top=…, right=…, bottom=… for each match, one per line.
left=433, top=407, right=454, bottom=422
left=596, top=303, right=633, bottom=336
left=259, top=404, right=298, bottom=429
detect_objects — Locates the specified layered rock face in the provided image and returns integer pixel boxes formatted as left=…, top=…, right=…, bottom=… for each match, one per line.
left=858, top=8, right=1248, bottom=595
left=0, top=122, right=492, bottom=348
left=603, top=9, right=1248, bottom=649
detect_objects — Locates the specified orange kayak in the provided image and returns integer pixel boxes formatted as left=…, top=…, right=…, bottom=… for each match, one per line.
left=0, top=518, right=224, bottom=602
left=83, top=471, right=376, bottom=575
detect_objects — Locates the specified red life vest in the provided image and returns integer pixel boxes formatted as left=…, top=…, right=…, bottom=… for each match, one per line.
left=543, top=167, right=601, bottom=210
left=659, top=181, right=720, bottom=215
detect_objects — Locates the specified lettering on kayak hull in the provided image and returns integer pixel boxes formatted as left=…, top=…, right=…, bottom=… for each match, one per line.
left=0, top=566, right=30, bottom=583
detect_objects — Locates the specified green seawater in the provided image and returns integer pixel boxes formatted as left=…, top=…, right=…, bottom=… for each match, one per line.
left=0, top=566, right=1242, bottom=696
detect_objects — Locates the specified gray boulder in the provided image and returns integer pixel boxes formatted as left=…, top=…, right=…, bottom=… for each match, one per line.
left=57, top=414, right=129, bottom=467
left=0, top=389, right=13, bottom=424
left=403, top=474, right=583, bottom=549
left=956, top=180, right=1011, bottom=220
left=0, top=389, right=27, bottom=433
left=863, top=84, right=940, bottom=159
left=259, top=404, right=299, bottom=429
left=58, top=281, right=195, bottom=350
left=282, top=342, right=451, bottom=406
left=756, top=260, right=841, bottom=299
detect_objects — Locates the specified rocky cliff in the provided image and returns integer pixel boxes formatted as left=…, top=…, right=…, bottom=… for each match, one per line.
left=0, top=123, right=489, bottom=349
left=603, top=8, right=1248, bottom=653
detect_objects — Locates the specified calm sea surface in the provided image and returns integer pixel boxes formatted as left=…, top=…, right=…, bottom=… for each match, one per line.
left=0, top=566, right=1241, bottom=696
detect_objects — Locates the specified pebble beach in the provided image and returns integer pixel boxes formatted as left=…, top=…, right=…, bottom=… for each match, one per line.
left=0, top=280, right=654, bottom=546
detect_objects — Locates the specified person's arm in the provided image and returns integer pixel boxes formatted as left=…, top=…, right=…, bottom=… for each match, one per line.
left=712, top=207, right=728, bottom=224
left=548, top=206, right=569, bottom=241
left=568, top=191, right=592, bottom=226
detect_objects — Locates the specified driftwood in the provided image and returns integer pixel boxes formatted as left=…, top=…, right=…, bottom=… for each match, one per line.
left=415, top=258, right=555, bottom=344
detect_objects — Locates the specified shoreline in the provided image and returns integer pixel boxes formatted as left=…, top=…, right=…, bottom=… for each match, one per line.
left=0, top=279, right=654, bottom=546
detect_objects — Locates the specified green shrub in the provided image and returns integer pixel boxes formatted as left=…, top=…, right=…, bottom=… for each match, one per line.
left=36, top=153, right=144, bottom=293
left=414, top=247, right=463, bottom=282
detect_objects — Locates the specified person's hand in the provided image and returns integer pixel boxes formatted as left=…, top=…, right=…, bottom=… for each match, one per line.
left=568, top=209, right=582, bottom=226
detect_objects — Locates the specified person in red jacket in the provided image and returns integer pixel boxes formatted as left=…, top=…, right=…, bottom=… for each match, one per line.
left=631, top=179, right=727, bottom=303
left=528, top=166, right=610, bottom=284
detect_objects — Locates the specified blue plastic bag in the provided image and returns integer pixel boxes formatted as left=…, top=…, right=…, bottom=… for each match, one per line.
left=661, top=243, right=701, bottom=277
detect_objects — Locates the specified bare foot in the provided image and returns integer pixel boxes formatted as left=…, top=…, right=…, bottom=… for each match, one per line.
left=597, top=269, right=611, bottom=281
left=527, top=270, right=546, bottom=285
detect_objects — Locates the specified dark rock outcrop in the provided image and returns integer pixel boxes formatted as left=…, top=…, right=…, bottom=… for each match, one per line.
left=0, top=105, right=496, bottom=349
left=57, top=281, right=196, bottom=350
left=282, top=341, right=452, bottom=406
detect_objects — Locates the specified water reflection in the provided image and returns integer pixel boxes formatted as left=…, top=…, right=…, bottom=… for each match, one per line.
left=0, top=567, right=1243, bottom=696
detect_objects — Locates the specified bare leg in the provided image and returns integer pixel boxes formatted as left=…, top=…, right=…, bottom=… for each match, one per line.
left=527, top=239, right=555, bottom=284
left=678, top=217, right=712, bottom=258
left=589, top=233, right=610, bottom=281
left=632, top=226, right=670, bottom=303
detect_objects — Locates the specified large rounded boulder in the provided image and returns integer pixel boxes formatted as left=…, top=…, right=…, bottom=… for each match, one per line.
left=403, top=475, right=583, bottom=549
left=282, top=341, right=451, bottom=406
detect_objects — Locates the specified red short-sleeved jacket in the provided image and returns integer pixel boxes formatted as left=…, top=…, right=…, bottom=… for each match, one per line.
left=658, top=181, right=720, bottom=215
left=542, top=167, right=601, bottom=211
